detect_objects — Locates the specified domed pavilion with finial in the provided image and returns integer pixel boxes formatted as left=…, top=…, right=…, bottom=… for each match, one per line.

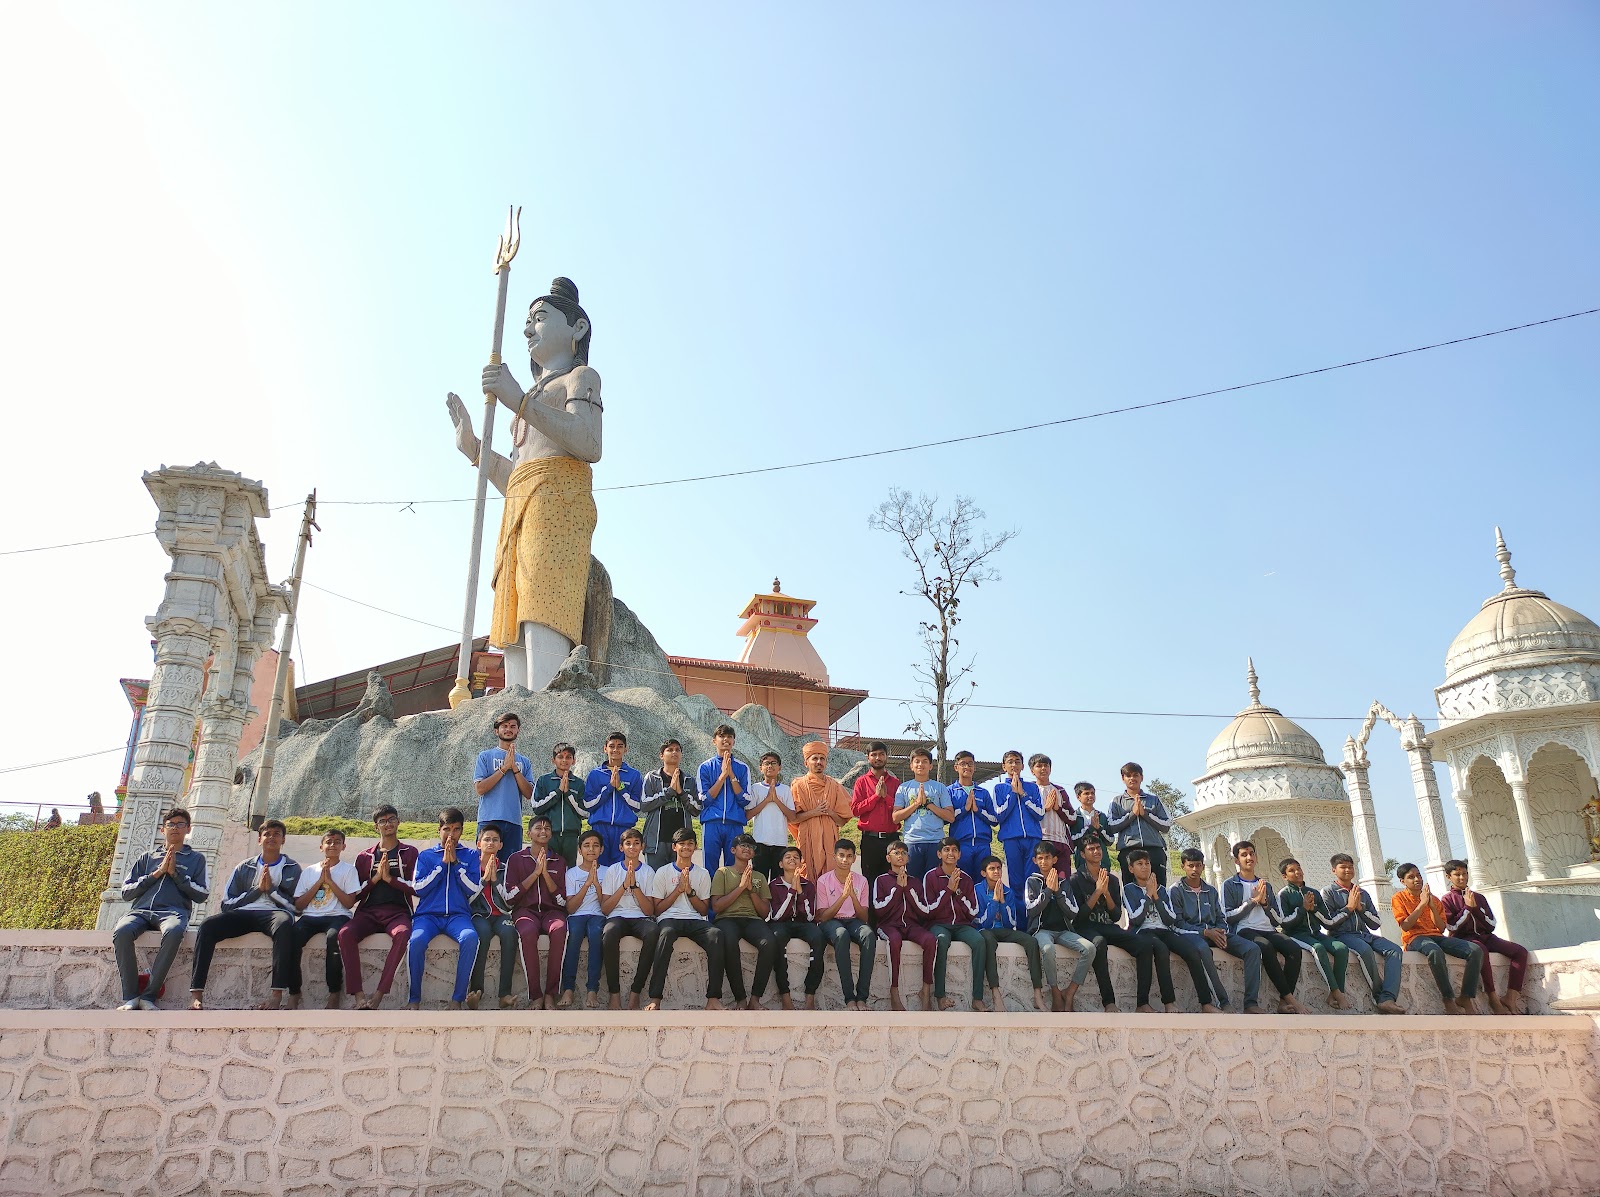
left=1176, top=658, right=1356, bottom=892
left=1427, top=527, right=1600, bottom=947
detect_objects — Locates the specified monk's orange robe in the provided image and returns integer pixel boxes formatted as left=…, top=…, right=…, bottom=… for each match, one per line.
left=789, top=771, right=853, bottom=884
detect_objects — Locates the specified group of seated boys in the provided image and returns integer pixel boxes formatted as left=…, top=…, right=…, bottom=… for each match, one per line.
left=107, top=718, right=1531, bottom=1016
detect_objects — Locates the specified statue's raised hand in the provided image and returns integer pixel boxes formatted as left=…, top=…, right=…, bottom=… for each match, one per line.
left=445, top=393, right=480, bottom=463
left=482, top=361, right=524, bottom=406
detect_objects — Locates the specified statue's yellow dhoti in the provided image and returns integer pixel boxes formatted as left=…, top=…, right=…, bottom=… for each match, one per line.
left=489, top=456, right=597, bottom=649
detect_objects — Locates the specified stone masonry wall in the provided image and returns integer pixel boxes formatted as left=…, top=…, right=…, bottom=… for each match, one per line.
left=0, top=1010, right=1595, bottom=1196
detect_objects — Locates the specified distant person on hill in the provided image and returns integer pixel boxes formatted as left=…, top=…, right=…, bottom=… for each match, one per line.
left=698, top=724, right=752, bottom=871
left=645, top=828, right=723, bottom=1011
left=584, top=731, right=643, bottom=867
left=530, top=741, right=587, bottom=866
left=850, top=742, right=900, bottom=897
left=873, top=839, right=939, bottom=1011
left=43, top=809, right=61, bottom=830
left=640, top=739, right=700, bottom=870
left=1441, top=858, right=1527, bottom=1015
left=500, top=813, right=568, bottom=1010
left=474, top=711, right=533, bottom=856
left=1106, top=762, right=1172, bottom=888
left=894, top=747, right=956, bottom=878
left=947, top=750, right=997, bottom=883
left=405, top=808, right=482, bottom=1011
left=339, top=804, right=418, bottom=1010
left=746, top=752, right=794, bottom=881
left=112, top=806, right=208, bottom=1011
left=288, top=830, right=359, bottom=1009
left=188, top=819, right=301, bottom=1011
left=1322, top=853, right=1406, bottom=1016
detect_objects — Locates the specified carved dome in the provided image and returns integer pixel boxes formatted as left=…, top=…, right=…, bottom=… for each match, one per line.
left=1204, top=659, right=1327, bottom=771
left=1442, top=529, right=1600, bottom=689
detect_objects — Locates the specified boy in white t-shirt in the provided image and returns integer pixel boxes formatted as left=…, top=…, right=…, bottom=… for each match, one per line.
left=747, top=751, right=795, bottom=881
left=644, top=828, right=724, bottom=1010
left=599, top=827, right=657, bottom=1009
left=290, top=831, right=360, bottom=1009
left=559, top=830, right=606, bottom=1008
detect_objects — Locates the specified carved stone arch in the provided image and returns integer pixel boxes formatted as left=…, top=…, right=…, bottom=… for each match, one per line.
left=1464, top=755, right=1526, bottom=888
left=1210, top=835, right=1231, bottom=889
left=1517, top=725, right=1600, bottom=779
left=1244, top=826, right=1293, bottom=880
left=1524, top=741, right=1595, bottom=874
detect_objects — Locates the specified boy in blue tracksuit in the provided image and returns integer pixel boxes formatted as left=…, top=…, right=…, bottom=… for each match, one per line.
left=1323, top=852, right=1407, bottom=1015
left=113, top=806, right=209, bottom=1010
left=1167, top=847, right=1260, bottom=1011
left=407, top=807, right=482, bottom=1009
left=1105, top=762, right=1172, bottom=888
left=697, top=724, right=751, bottom=871
left=974, top=856, right=1046, bottom=1011
left=947, top=751, right=997, bottom=882
left=989, top=750, right=1043, bottom=889
left=585, top=731, right=644, bottom=867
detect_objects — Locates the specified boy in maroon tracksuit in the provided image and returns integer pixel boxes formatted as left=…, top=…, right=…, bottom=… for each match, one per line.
left=1441, top=858, right=1528, bottom=1015
left=921, top=837, right=987, bottom=1011
left=768, top=846, right=826, bottom=1010
left=873, top=839, right=940, bottom=1011
left=339, top=804, right=419, bottom=1010
left=500, top=814, right=569, bottom=1010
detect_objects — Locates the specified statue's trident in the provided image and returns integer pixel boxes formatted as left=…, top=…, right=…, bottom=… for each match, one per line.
left=449, top=205, right=521, bottom=709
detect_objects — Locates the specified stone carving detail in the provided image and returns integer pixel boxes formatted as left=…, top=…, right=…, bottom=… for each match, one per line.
left=1465, top=759, right=1526, bottom=888
left=1526, top=745, right=1592, bottom=873
left=0, top=1007, right=1593, bottom=1196
left=1437, top=663, right=1600, bottom=723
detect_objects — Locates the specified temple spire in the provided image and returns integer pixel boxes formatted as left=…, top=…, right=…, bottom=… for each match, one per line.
left=1246, top=656, right=1261, bottom=706
left=1494, top=526, right=1517, bottom=591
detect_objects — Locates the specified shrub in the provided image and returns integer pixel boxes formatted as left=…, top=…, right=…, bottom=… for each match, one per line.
left=0, top=823, right=120, bottom=930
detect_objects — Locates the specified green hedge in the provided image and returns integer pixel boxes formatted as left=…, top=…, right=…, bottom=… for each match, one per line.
left=0, top=822, right=120, bottom=930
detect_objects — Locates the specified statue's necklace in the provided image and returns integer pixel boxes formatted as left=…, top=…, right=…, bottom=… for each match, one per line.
left=512, top=363, right=582, bottom=449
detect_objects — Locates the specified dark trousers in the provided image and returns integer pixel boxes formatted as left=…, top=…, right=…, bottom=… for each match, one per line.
left=930, top=923, right=986, bottom=1002
left=112, top=910, right=187, bottom=1002
left=514, top=910, right=566, bottom=1001
left=469, top=912, right=519, bottom=997
left=287, top=914, right=347, bottom=996
left=772, top=921, right=827, bottom=995
left=880, top=922, right=939, bottom=988
left=1118, top=853, right=1167, bottom=889
left=1142, top=928, right=1215, bottom=1005
left=752, top=843, right=786, bottom=882
left=649, top=919, right=724, bottom=1000
left=981, top=927, right=1043, bottom=991
left=906, top=842, right=941, bottom=878
left=1462, top=933, right=1528, bottom=994
left=716, top=916, right=777, bottom=1001
left=859, top=832, right=895, bottom=897
left=822, top=918, right=876, bottom=1004
left=1087, top=924, right=1157, bottom=1008
left=602, top=917, right=658, bottom=994
left=1239, top=927, right=1302, bottom=998
left=479, top=818, right=523, bottom=857
left=190, top=907, right=294, bottom=992
left=550, top=830, right=582, bottom=868
left=561, top=914, right=604, bottom=993
left=338, top=905, right=411, bottom=996
left=1411, top=934, right=1483, bottom=1001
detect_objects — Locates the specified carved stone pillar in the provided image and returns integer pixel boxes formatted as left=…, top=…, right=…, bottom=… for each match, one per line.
left=1505, top=772, right=1548, bottom=881
left=1338, top=739, right=1393, bottom=915
left=97, top=617, right=211, bottom=929
left=98, top=463, right=284, bottom=930
left=1400, top=717, right=1453, bottom=889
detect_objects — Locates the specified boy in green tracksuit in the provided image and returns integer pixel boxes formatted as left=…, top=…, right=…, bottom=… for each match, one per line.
left=1277, top=857, right=1349, bottom=1009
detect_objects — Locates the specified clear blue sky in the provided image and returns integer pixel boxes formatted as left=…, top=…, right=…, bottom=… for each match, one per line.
left=3, top=4, right=1598, bottom=871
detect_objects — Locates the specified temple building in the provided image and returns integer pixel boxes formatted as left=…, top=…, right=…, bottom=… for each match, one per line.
left=1177, top=660, right=1359, bottom=894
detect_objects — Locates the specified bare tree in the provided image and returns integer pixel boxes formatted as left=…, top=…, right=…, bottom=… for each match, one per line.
left=868, top=488, right=1016, bottom=781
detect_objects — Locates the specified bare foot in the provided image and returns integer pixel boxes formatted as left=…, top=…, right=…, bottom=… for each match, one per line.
left=1243, top=1005, right=1266, bottom=1016
left=1136, top=1004, right=1155, bottom=1014
left=705, top=998, right=724, bottom=1011
left=188, top=993, right=204, bottom=1011
left=584, top=991, right=600, bottom=1009
left=1164, top=1003, right=1178, bottom=1013
left=972, top=999, right=989, bottom=1013
left=499, top=995, right=517, bottom=1010
left=1201, top=1004, right=1221, bottom=1014
left=283, top=994, right=302, bottom=1011
left=465, top=991, right=481, bottom=1010
left=446, top=1000, right=463, bottom=1011
left=542, top=995, right=557, bottom=1011
left=745, top=997, right=766, bottom=1011
left=989, top=989, right=1005, bottom=1012
left=628, top=993, right=642, bottom=1011
left=404, top=1002, right=421, bottom=1011
left=780, top=994, right=796, bottom=1011
left=1455, top=996, right=1479, bottom=1016
left=324, top=994, right=341, bottom=1010
left=353, top=993, right=373, bottom=1010
left=1034, top=991, right=1049, bottom=1013
left=257, top=992, right=284, bottom=1011
left=804, top=995, right=818, bottom=1011
left=1103, top=1004, right=1119, bottom=1014
left=556, top=991, right=574, bottom=1009
left=889, top=989, right=905, bottom=1011
left=1375, top=1000, right=1406, bottom=1015
left=919, top=986, right=933, bottom=1011
left=1282, top=994, right=1307, bottom=1015
left=1062, top=983, right=1079, bottom=1013
left=369, top=991, right=388, bottom=1010
left=644, top=999, right=661, bottom=1011
left=1442, top=1003, right=1461, bottom=1016
left=1487, top=994, right=1509, bottom=1015
left=608, top=994, right=622, bottom=1010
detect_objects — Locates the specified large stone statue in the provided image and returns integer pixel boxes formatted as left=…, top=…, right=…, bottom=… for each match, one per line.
left=447, top=278, right=603, bottom=691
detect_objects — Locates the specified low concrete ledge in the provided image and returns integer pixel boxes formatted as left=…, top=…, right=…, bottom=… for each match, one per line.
left=0, top=1010, right=1594, bottom=1196
left=3, top=928, right=1594, bottom=1016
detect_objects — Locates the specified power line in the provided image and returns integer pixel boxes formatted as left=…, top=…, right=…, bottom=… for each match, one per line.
left=299, top=580, right=458, bottom=635
left=4, top=305, right=1596, bottom=551
left=0, top=747, right=126, bottom=775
